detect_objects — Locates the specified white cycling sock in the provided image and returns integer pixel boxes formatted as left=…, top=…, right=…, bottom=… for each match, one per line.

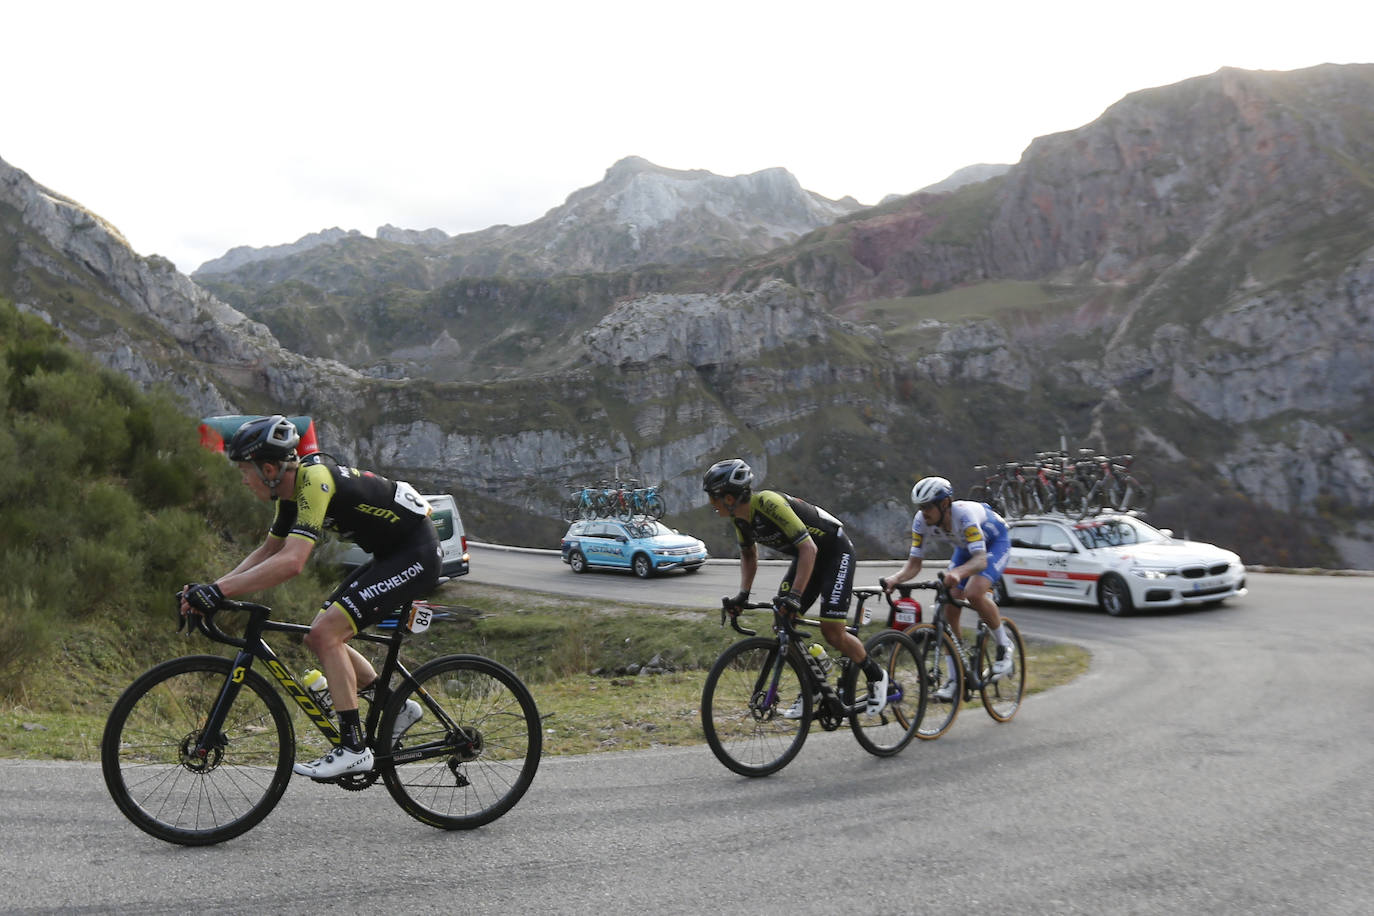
left=996, top=624, right=1012, bottom=648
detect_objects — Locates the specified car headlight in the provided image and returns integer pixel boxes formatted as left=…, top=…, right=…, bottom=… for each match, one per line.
left=1130, top=567, right=1175, bottom=579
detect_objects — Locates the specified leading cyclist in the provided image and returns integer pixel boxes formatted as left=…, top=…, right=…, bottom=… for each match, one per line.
left=879, top=475, right=1015, bottom=700
left=704, top=458, right=890, bottom=716
left=178, top=415, right=440, bottom=778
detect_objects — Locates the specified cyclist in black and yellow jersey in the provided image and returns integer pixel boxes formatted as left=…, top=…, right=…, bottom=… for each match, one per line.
left=179, top=415, right=441, bottom=778
left=703, top=458, right=890, bottom=716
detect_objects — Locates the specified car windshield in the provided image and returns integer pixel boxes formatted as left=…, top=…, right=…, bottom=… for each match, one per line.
left=1072, top=517, right=1169, bottom=549
left=625, top=520, right=671, bottom=539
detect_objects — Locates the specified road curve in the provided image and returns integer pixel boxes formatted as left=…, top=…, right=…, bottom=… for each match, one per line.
left=3, top=549, right=1372, bottom=915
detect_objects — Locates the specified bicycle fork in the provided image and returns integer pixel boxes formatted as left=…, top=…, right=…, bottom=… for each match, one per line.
left=752, top=643, right=791, bottom=719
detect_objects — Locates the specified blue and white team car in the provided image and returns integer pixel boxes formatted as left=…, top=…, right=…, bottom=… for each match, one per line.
left=998, top=514, right=1247, bottom=617
left=561, top=518, right=708, bottom=578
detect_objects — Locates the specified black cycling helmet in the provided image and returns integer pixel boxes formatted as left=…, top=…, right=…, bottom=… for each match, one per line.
left=703, top=458, right=754, bottom=497
left=227, top=415, right=300, bottom=463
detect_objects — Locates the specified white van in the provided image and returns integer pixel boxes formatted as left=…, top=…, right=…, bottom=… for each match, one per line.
left=337, top=493, right=470, bottom=580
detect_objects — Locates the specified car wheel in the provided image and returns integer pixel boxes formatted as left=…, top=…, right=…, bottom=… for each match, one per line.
left=1098, top=574, right=1134, bottom=616
left=993, top=577, right=1012, bottom=607
left=632, top=554, right=653, bottom=579
left=568, top=550, right=589, bottom=574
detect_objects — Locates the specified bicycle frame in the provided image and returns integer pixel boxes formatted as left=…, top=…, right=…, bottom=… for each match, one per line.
left=723, top=588, right=889, bottom=721
left=906, top=580, right=991, bottom=693
left=187, top=601, right=449, bottom=768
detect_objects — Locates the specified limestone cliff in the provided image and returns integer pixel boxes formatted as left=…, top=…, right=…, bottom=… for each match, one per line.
left=4, top=63, right=1374, bottom=568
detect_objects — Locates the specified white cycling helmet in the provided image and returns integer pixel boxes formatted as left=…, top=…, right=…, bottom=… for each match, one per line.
left=911, top=476, right=954, bottom=507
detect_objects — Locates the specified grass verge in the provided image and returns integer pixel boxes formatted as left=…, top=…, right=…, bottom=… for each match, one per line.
left=0, top=581, right=1090, bottom=760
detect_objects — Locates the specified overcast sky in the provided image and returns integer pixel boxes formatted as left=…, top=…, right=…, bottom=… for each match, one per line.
left=5, top=1, right=1372, bottom=274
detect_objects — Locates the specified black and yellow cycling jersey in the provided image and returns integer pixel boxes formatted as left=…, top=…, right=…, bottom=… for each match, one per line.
left=733, top=490, right=854, bottom=619
left=732, top=490, right=845, bottom=555
left=268, top=455, right=433, bottom=556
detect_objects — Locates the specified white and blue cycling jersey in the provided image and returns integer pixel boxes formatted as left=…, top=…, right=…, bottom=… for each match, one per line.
left=910, top=500, right=1011, bottom=585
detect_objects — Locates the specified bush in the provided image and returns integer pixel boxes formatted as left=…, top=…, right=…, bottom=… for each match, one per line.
left=0, top=298, right=334, bottom=697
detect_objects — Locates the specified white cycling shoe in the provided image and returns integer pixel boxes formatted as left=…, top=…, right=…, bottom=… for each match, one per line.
left=933, top=680, right=959, bottom=702
left=781, top=693, right=820, bottom=720
left=866, top=671, right=891, bottom=715
left=391, top=698, right=424, bottom=744
left=992, top=644, right=1015, bottom=679
left=293, top=745, right=373, bottom=778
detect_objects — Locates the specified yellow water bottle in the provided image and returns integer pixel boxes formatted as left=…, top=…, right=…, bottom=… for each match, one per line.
left=302, top=668, right=334, bottom=716
left=808, top=643, right=832, bottom=677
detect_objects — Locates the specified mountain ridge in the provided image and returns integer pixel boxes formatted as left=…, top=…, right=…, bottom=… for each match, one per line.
left=3, top=62, right=1373, bottom=569
left=193, top=156, right=867, bottom=280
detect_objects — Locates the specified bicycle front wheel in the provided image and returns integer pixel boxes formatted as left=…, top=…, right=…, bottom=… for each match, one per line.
left=847, top=629, right=926, bottom=756
left=101, top=655, right=294, bottom=846
left=978, top=618, right=1026, bottom=722
left=381, top=655, right=542, bottom=830
left=907, top=624, right=964, bottom=739
left=701, top=637, right=810, bottom=777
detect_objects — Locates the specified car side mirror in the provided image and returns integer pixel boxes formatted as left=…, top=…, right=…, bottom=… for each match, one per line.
left=616, top=535, right=629, bottom=543
left=1051, top=543, right=1074, bottom=553
left=1158, top=528, right=1174, bottom=538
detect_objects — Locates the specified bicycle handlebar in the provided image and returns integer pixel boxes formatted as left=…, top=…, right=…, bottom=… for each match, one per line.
left=719, top=586, right=901, bottom=638
left=719, top=598, right=774, bottom=636
left=177, top=595, right=274, bottom=647
left=718, top=598, right=825, bottom=640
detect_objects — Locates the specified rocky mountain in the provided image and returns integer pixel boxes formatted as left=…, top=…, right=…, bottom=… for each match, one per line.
left=0, top=157, right=369, bottom=438
left=4, top=63, right=1373, bottom=569
left=192, top=155, right=861, bottom=284
left=911, top=163, right=1011, bottom=196
left=195, top=227, right=365, bottom=275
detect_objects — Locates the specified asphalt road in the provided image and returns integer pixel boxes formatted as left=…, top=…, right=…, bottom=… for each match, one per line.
left=3, top=548, right=1372, bottom=915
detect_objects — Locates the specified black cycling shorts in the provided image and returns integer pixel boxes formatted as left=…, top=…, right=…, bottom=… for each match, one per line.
left=778, top=530, right=856, bottom=621
left=323, top=522, right=441, bottom=630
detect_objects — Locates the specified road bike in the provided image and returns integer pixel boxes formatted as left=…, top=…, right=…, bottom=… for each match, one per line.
left=899, top=579, right=1026, bottom=739
left=699, top=588, right=927, bottom=777
left=562, top=478, right=669, bottom=522
left=101, top=598, right=542, bottom=845
left=1076, top=452, right=1153, bottom=516
left=969, top=446, right=1156, bottom=519
left=1023, top=450, right=1088, bottom=517
left=628, top=480, right=667, bottom=520
left=562, top=485, right=602, bottom=521
left=968, top=462, right=1029, bottom=518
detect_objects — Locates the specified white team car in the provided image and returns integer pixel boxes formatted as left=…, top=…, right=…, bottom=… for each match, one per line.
left=997, top=514, right=1247, bottom=616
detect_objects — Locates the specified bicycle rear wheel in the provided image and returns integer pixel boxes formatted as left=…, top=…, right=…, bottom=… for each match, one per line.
left=1121, top=471, right=1153, bottom=512
left=847, top=629, right=926, bottom=756
left=701, top=637, right=810, bottom=777
left=1059, top=479, right=1090, bottom=519
left=381, top=655, right=541, bottom=829
left=993, top=480, right=1023, bottom=518
left=907, top=624, right=963, bottom=739
left=101, top=655, right=294, bottom=845
left=977, top=618, right=1026, bottom=722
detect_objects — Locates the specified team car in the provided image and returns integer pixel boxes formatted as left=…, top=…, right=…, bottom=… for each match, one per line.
left=997, top=514, right=1246, bottom=616
left=561, top=518, right=708, bottom=578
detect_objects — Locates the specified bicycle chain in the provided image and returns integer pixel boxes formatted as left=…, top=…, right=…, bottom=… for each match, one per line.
left=331, top=771, right=380, bottom=791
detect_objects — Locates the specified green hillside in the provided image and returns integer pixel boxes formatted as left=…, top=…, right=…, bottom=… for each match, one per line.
left=0, top=297, right=336, bottom=702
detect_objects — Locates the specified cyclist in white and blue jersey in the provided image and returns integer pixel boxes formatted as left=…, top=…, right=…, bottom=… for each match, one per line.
left=879, top=476, right=1015, bottom=699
